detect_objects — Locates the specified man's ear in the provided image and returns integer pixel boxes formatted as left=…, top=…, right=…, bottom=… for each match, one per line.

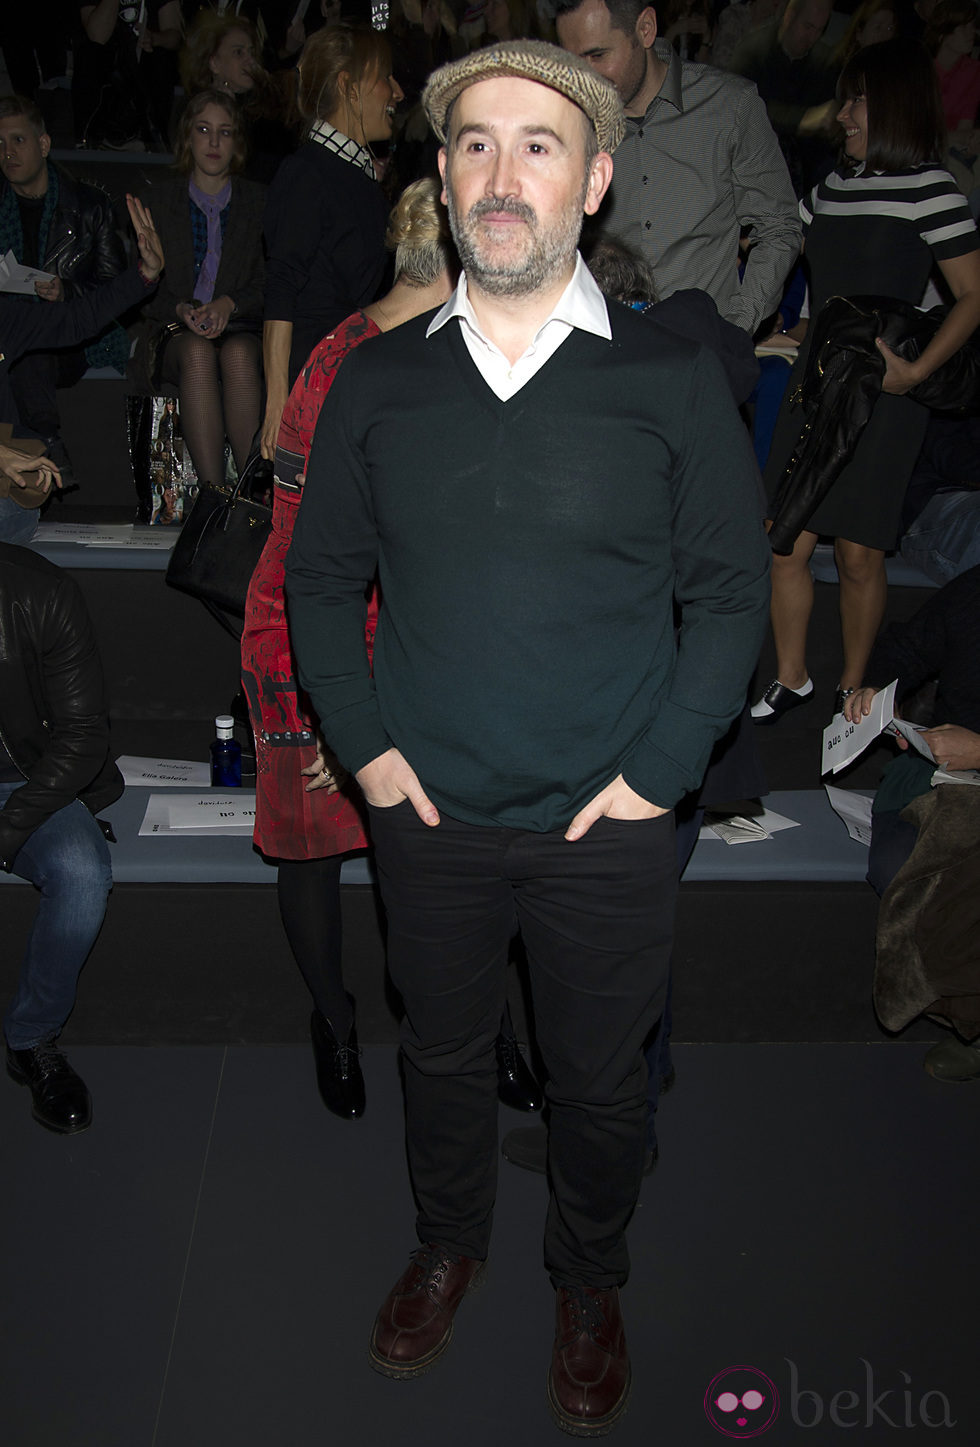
left=584, top=151, right=614, bottom=216
left=39, top=132, right=51, bottom=159
left=636, top=6, right=658, bottom=48
left=437, top=145, right=448, bottom=206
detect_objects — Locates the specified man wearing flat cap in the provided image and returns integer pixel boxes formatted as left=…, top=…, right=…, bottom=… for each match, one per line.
left=287, top=39, right=770, bottom=1436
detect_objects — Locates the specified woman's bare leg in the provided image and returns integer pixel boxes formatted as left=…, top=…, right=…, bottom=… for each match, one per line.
left=769, top=528, right=819, bottom=689
left=835, top=537, right=887, bottom=691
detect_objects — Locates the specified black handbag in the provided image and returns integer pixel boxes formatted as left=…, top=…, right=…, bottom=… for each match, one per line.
left=165, top=451, right=273, bottom=617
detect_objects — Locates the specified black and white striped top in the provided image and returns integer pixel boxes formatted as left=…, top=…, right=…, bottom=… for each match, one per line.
left=801, top=165, right=979, bottom=313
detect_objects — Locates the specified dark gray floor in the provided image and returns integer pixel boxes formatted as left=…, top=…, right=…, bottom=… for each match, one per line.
left=3, top=1042, right=976, bottom=1447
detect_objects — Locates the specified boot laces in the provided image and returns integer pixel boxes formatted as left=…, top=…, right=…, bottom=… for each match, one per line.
left=411, top=1244, right=460, bottom=1287
left=564, top=1286, right=607, bottom=1340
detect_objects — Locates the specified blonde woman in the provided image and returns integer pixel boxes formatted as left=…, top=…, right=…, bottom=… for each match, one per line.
left=259, top=25, right=404, bottom=458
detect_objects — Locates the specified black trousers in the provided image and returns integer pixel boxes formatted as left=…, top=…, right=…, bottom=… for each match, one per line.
left=367, top=801, right=677, bottom=1287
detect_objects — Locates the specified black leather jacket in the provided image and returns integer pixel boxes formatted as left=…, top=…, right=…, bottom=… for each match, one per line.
left=0, top=543, right=122, bottom=871
left=20, top=161, right=127, bottom=300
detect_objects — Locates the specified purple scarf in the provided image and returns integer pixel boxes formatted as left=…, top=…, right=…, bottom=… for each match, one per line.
left=189, top=178, right=231, bottom=304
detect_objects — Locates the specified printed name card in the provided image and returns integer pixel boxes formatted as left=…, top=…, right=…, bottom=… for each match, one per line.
left=119, top=756, right=211, bottom=787
left=822, top=680, right=897, bottom=775
left=139, top=792, right=256, bottom=836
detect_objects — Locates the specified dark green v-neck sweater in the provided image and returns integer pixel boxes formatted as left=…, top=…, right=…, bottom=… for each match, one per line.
left=286, top=304, right=770, bottom=832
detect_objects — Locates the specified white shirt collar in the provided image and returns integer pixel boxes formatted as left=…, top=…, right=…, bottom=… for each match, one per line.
left=426, top=253, right=611, bottom=348
left=307, top=119, right=376, bottom=179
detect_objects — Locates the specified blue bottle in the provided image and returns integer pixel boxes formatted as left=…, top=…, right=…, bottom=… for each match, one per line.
left=210, top=714, right=242, bottom=787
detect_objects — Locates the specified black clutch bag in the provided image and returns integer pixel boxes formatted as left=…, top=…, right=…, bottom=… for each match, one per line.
left=165, top=452, right=272, bottom=616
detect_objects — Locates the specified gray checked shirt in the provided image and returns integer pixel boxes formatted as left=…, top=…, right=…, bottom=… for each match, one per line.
left=602, top=41, right=800, bottom=334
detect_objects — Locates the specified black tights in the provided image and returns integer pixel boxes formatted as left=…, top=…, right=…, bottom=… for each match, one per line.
left=160, top=330, right=262, bottom=485
left=277, top=856, right=352, bottom=1038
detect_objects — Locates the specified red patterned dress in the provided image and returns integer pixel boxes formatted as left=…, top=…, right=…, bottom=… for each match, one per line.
left=241, top=310, right=381, bottom=858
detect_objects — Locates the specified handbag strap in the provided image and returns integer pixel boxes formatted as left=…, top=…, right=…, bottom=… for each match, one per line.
left=200, top=595, right=244, bottom=641
left=233, top=448, right=273, bottom=505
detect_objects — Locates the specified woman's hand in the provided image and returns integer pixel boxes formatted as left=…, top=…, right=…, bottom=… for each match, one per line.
left=876, top=338, right=921, bottom=396
left=190, top=296, right=236, bottom=338
left=301, top=738, right=348, bottom=794
left=126, top=194, right=164, bottom=282
left=176, top=301, right=202, bottom=332
left=843, top=686, right=877, bottom=724
left=922, top=723, right=980, bottom=772
left=0, top=443, right=61, bottom=495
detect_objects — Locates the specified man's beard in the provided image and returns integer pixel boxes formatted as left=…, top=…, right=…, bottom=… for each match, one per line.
left=446, top=185, right=586, bottom=299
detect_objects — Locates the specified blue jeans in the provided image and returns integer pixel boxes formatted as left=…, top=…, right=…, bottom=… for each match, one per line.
left=900, top=489, right=980, bottom=584
left=1, top=784, right=112, bottom=1049
left=0, top=496, right=40, bottom=546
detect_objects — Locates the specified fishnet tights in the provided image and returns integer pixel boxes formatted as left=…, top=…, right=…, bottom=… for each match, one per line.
left=161, top=330, right=262, bottom=484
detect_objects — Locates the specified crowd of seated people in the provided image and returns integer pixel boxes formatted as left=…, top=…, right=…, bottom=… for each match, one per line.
left=2, top=7, right=980, bottom=599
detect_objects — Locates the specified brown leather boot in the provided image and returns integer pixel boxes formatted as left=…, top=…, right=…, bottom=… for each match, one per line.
left=369, top=1244, right=486, bottom=1379
left=548, top=1285, right=631, bottom=1436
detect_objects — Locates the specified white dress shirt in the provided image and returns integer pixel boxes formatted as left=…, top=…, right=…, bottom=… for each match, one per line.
left=425, top=253, right=611, bottom=401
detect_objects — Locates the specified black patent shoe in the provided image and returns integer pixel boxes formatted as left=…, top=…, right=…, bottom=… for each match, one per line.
left=310, top=1009, right=365, bottom=1119
left=6, top=1041, right=92, bottom=1134
left=495, top=1032, right=544, bottom=1112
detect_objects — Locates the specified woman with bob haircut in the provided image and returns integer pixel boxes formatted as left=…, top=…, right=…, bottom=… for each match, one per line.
left=135, top=89, right=266, bottom=486
left=259, top=24, right=404, bottom=458
left=242, top=178, right=457, bottom=1118
left=753, top=37, right=980, bottom=726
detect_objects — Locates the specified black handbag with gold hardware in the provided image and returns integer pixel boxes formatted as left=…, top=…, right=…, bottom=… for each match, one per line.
left=165, top=451, right=272, bottom=616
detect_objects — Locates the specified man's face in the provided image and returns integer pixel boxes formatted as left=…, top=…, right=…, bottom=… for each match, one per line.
left=556, top=0, right=656, bottom=116
left=438, top=76, right=610, bottom=299
left=778, top=0, right=832, bottom=59
left=0, top=115, right=51, bottom=197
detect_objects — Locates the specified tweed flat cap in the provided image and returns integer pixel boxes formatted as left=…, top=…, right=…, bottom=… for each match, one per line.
left=422, top=39, right=625, bottom=154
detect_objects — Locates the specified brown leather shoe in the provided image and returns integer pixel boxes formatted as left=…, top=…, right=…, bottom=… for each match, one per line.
left=369, top=1244, right=486, bottom=1379
left=548, top=1285, right=631, bottom=1436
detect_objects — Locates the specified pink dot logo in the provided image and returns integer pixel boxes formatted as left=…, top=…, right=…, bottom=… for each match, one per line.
left=704, top=1366, right=779, bottom=1438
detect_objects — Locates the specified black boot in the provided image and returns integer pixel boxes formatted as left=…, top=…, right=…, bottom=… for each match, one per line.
left=495, top=1032, right=544, bottom=1112
left=310, top=1009, right=365, bottom=1119
left=7, top=1041, right=92, bottom=1134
